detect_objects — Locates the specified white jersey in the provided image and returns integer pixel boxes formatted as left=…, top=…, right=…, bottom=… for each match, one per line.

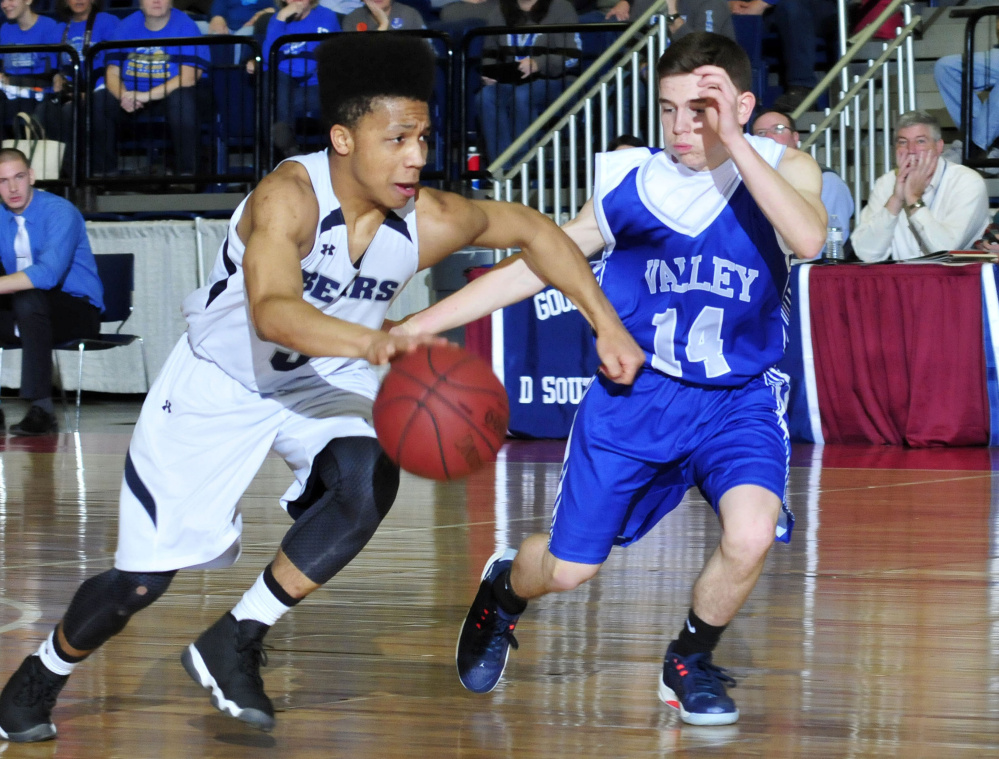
left=182, top=149, right=420, bottom=396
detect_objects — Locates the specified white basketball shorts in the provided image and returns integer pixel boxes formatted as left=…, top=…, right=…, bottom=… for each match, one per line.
left=114, top=336, right=377, bottom=573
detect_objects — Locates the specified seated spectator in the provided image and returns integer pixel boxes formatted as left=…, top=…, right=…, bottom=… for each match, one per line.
left=934, top=18, right=999, bottom=164
left=0, top=0, right=62, bottom=133
left=342, top=0, right=425, bottom=30
left=91, top=0, right=211, bottom=177
left=33, top=0, right=119, bottom=173
left=851, top=110, right=989, bottom=262
left=728, top=0, right=838, bottom=112
left=751, top=108, right=853, bottom=255
left=207, top=0, right=275, bottom=37
left=0, top=148, right=103, bottom=436
left=261, top=0, right=339, bottom=158
left=476, top=0, right=580, bottom=166
left=606, top=0, right=735, bottom=40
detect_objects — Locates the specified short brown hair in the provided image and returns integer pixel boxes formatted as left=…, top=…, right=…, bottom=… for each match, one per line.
left=0, top=148, right=30, bottom=170
left=656, top=32, right=752, bottom=94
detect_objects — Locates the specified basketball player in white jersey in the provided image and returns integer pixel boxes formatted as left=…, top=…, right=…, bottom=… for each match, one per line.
left=0, top=34, right=644, bottom=743
left=397, top=32, right=826, bottom=725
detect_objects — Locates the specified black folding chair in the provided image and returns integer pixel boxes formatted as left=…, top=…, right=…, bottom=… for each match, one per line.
left=53, top=253, right=149, bottom=430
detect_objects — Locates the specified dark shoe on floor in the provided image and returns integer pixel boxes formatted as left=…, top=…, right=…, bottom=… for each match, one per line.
left=773, top=85, right=812, bottom=113
left=456, top=548, right=521, bottom=693
left=181, top=612, right=275, bottom=732
left=10, top=406, right=58, bottom=436
left=659, top=643, right=739, bottom=725
left=0, top=655, right=69, bottom=743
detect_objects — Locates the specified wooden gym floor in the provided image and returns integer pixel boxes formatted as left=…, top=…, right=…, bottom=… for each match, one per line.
left=0, top=397, right=997, bottom=758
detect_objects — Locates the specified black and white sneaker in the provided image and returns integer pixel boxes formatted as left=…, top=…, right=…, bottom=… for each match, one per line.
left=0, top=655, right=68, bottom=743
left=181, top=612, right=275, bottom=731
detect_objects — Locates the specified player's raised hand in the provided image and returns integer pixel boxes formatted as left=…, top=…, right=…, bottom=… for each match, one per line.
left=595, top=325, right=645, bottom=385
left=692, top=65, right=746, bottom=146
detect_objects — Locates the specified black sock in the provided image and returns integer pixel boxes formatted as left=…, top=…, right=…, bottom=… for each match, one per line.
left=491, top=567, right=527, bottom=615
left=671, top=608, right=726, bottom=657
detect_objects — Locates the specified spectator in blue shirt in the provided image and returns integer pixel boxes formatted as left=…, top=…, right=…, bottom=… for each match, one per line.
left=0, top=148, right=103, bottom=435
left=207, top=0, right=276, bottom=37
left=91, top=0, right=211, bottom=176
left=0, top=0, right=62, bottom=135
left=33, top=0, right=119, bottom=175
left=259, top=0, right=338, bottom=157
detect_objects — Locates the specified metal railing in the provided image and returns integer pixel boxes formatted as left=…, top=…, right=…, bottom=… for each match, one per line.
left=798, top=0, right=919, bottom=207
left=0, top=43, right=81, bottom=189
left=85, top=36, right=263, bottom=190
left=952, top=6, right=999, bottom=171
left=471, top=2, right=667, bottom=236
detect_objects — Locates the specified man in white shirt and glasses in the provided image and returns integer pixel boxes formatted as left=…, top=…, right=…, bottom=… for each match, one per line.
left=851, top=110, right=989, bottom=262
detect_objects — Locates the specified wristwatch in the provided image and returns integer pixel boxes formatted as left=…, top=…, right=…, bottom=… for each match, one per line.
left=667, top=13, right=682, bottom=23
left=905, top=199, right=925, bottom=215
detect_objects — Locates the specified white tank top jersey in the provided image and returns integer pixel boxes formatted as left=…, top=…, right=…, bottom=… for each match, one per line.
left=182, top=150, right=421, bottom=396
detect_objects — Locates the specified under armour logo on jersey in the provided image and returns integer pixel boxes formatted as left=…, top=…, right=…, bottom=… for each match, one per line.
left=320, top=243, right=336, bottom=256
left=162, top=401, right=172, bottom=413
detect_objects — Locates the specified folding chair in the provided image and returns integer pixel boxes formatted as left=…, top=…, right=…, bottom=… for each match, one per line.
left=53, top=252, right=150, bottom=430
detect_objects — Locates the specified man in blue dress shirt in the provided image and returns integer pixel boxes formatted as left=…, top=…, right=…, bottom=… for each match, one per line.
left=0, top=148, right=104, bottom=434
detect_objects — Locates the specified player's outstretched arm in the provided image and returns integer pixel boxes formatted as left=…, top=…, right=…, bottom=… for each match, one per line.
left=402, top=199, right=607, bottom=337
left=399, top=253, right=545, bottom=336
left=241, top=164, right=444, bottom=364
left=695, top=65, right=826, bottom=258
left=413, top=190, right=644, bottom=384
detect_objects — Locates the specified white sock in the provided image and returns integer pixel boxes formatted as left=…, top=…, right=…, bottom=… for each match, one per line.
left=36, top=631, right=76, bottom=677
left=231, top=572, right=293, bottom=627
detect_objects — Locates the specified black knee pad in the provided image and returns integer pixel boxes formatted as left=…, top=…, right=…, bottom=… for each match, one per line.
left=282, top=436, right=399, bottom=585
left=62, top=568, right=176, bottom=651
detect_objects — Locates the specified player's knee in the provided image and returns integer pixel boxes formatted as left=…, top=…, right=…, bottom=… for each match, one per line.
left=720, top=517, right=777, bottom=566
left=311, top=436, right=399, bottom=519
left=280, top=438, right=400, bottom=586
left=63, top=568, right=176, bottom=651
left=548, top=559, right=600, bottom=593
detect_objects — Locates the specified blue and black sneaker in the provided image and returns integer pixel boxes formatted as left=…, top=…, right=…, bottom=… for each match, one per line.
left=658, top=643, right=739, bottom=725
left=456, top=549, right=521, bottom=693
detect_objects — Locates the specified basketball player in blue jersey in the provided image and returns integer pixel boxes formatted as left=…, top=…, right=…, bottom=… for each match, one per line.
left=0, top=35, right=644, bottom=743
left=397, top=31, right=827, bottom=725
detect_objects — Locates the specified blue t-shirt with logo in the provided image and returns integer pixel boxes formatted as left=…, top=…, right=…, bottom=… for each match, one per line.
left=0, top=15, right=62, bottom=85
left=262, top=7, right=339, bottom=83
left=106, top=9, right=210, bottom=93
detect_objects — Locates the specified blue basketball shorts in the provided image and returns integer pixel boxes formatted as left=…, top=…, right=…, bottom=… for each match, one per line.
left=548, top=367, right=793, bottom=565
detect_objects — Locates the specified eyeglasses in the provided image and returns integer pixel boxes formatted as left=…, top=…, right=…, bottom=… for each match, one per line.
left=753, top=124, right=794, bottom=137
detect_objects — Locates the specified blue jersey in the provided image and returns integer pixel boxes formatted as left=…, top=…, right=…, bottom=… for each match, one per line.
left=592, top=139, right=791, bottom=388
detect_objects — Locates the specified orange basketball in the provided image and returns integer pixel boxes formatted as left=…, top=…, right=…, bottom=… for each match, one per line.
left=373, top=345, right=509, bottom=480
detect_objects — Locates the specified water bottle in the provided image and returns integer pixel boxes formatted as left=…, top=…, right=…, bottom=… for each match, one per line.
left=826, top=214, right=844, bottom=261
left=467, top=146, right=480, bottom=191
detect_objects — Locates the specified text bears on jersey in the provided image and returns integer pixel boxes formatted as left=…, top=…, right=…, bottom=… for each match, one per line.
left=533, top=289, right=578, bottom=321
left=644, top=255, right=759, bottom=303
left=518, top=376, right=593, bottom=405
left=303, top=270, right=401, bottom=303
